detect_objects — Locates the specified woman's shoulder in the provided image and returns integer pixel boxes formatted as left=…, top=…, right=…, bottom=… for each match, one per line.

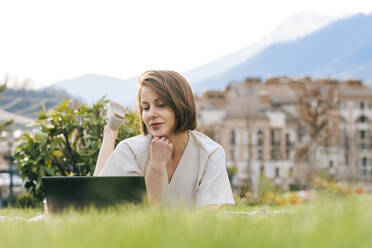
left=117, top=134, right=151, bottom=156
left=189, top=130, right=224, bottom=155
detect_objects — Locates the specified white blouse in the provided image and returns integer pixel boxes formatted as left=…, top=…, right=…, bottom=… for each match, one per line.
left=99, top=130, right=235, bottom=208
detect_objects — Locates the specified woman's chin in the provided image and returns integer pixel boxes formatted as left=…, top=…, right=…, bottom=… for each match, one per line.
left=150, top=131, right=166, bottom=137
left=150, top=130, right=172, bottom=138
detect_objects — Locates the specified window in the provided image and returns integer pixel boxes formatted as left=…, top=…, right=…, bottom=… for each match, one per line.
left=271, top=150, right=281, bottom=160
left=275, top=167, right=280, bottom=178
left=360, top=130, right=366, bottom=139
left=362, top=157, right=367, bottom=166
left=362, top=157, right=368, bottom=176
left=257, top=130, right=263, bottom=146
left=230, top=129, right=236, bottom=145
left=359, top=116, right=367, bottom=123
left=258, top=149, right=263, bottom=160
left=329, top=160, right=334, bottom=168
left=360, top=143, right=366, bottom=150
left=360, top=101, right=365, bottom=110
left=271, top=129, right=280, bottom=145
left=286, top=133, right=291, bottom=146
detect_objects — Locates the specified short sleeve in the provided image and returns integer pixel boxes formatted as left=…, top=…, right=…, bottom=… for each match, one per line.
left=99, top=141, right=143, bottom=176
left=196, top=147, right=235, bottom=208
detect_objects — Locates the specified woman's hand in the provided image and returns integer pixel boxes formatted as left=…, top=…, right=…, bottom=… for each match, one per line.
left=150, top=137, right=173, bottom=170
left=107, top=100, right=126, bottom=131
left=145, top=137, right=172, bottom=206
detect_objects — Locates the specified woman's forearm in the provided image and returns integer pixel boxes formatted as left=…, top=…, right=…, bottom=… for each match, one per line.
left=93, top=126, right=118, bottom=176
left=145, top=165, right=165, bottom=206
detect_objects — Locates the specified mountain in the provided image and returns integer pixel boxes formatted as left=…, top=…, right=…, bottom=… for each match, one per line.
left=47, top=12, right=335, bottom=105
left=193, top=13, right=372, bottom=91
left=0, top=87, right=71, bottom=129
left=184, top=12, right=336, bottom=85
left=0, top=88, right=71, bottom=118
left=48, top=74, right=138, bottom=108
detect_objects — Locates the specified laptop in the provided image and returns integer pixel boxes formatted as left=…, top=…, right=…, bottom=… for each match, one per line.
left=42, top=176, right=146, bottom=213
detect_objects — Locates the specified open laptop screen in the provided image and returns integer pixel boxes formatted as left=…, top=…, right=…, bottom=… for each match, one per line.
left=42, top=176, right=146, bottom=212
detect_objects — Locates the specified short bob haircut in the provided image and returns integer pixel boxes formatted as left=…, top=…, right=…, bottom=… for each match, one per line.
left=137, top=70, right=197, bottom=135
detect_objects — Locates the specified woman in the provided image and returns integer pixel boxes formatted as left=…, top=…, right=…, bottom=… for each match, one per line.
left=94, top=70, right=234, bottom=209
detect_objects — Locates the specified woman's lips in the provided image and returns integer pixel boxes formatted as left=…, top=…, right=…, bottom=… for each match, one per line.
left=150, top=123, right=163, bottom=129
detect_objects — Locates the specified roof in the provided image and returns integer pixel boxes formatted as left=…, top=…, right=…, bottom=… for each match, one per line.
left=338, top=83, right=372, bottom=98
left=0, top=108, right=34, bottom=125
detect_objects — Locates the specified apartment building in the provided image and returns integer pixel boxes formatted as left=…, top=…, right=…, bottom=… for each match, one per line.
left=196, top=77, right=372, bottom=189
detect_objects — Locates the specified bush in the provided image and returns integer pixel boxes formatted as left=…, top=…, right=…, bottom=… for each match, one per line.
left=14, top=98, right=140, bottom=203
left=227, top=165, right=237, bottom=182
left=15, top=193, right=39, bottom=208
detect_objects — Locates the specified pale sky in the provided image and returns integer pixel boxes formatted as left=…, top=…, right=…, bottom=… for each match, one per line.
left=0, top=0, right=371, bottom=88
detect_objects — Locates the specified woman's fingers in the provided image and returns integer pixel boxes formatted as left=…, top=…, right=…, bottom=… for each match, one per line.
left=150, top=136, right=173, bottom=166
left=153, top=136, right=170, bottom=145
left=151, top=137, right=172, bottom=157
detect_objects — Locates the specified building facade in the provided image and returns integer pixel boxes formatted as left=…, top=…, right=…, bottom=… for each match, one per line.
left=196, top=77, right=372, bottom=189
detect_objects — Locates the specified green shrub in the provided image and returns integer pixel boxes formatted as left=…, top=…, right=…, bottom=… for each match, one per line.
left=15, top=193, right=39, bottom=208
left=14, top=98, right=140, bottom=203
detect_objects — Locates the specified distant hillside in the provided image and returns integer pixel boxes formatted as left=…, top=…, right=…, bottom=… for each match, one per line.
left=193, top=13, right=372, bottom=92
left=0, top=87, right=71, bottom=119
left=46, top=12, right=335, bottom=104
left=184, top=12, right=336, bottom=85
left=48, top=74, right=138, bottom=108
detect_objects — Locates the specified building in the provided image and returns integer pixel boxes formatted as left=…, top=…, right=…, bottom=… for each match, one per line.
left=0, top=130, right=25, bottom=201
left=196, top=77, right=372, bottom=190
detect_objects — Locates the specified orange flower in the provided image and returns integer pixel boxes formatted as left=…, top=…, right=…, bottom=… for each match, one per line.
left=275, top=196, right=287, bottom=206
left=355, top=187, right=367, bottom=195
left=342, top=188, right=353, bottom=195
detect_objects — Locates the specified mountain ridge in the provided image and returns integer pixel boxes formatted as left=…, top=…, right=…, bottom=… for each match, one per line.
left=47, top=12, right=337, bottom=105
left=192, top=13, right=372, bottom=92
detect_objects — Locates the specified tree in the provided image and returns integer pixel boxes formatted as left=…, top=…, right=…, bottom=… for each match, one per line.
left=294, top=84, right=340, bottom=186
left=14, top=98, right=140, bottom=203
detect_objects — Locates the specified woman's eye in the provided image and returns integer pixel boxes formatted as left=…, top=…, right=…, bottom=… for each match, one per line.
left=157, top=103, right=166, bottom=107
left=143, top=106, right=150, bottom=111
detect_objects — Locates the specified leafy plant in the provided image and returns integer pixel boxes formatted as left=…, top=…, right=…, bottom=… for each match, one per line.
left=14, top=98, right=140, bottom=203
left=15, top=193, right=38, bottom=208
left=227, top=165, right=237, bottom=182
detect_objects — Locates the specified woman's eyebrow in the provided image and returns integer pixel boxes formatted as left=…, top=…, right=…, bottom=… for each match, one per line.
left=141, top=98, right=161, bottom=104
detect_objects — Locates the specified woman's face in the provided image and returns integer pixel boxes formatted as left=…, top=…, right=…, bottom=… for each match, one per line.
left=140, top=86, right=176, bottom=137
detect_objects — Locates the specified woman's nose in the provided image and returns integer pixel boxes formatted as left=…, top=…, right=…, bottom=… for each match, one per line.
left=148, top=106, right=158, bottom=118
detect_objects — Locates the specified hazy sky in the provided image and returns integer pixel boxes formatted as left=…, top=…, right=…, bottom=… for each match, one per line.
left=0, top=0, right=371, bottom=88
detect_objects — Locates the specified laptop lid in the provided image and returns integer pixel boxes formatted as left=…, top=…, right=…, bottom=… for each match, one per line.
left=42, top=176, right=146, bottom=212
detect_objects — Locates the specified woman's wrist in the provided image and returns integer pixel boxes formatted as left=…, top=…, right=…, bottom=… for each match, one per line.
left=149, top=162, right=166, bottom=174
left=103, top=125, right=119, bottom=138
left=145, top=165, right=165, bottom=206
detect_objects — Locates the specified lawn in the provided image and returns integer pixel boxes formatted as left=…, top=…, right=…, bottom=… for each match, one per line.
left=0, top=192, right=371, bottom=248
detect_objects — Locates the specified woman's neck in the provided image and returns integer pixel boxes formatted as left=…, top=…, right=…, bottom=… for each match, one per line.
left=167, top=131, right=189, bottom=160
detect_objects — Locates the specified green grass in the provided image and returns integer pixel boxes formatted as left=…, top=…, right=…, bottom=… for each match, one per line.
left=1, top=192, right=372, bottom=248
